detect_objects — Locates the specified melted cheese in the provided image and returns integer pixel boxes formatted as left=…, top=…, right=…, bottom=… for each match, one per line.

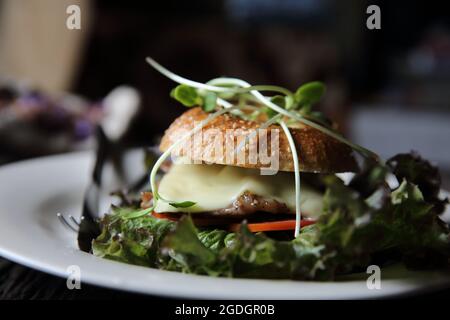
left=155, top=163, right=324, bottom=218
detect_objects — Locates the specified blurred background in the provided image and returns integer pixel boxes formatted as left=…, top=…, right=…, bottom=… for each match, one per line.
left=0, top=0, right=449, bottom=184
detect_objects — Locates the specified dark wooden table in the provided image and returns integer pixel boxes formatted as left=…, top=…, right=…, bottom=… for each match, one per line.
left=0, top=257, right=153, bottom=300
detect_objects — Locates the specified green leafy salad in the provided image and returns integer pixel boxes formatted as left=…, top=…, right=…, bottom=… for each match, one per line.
left=93, top=153, right=449, bottom=280
left=91, top=58, right=449, bottom=280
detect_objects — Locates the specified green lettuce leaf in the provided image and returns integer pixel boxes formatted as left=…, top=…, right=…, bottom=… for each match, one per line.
left=387, top=152, right=449, bottom=214
left=92, top=207, right=175, bottom=267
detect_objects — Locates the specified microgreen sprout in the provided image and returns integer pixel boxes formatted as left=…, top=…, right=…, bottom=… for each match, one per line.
left=279, top=120, right=302, bottom=238
left=121, top=207, right=153, bottom=220
left=170, top=84, right=202, bottom=107
left=295, top=81, right=326, bottom=112
left=169, top=201, right=197, bottom=208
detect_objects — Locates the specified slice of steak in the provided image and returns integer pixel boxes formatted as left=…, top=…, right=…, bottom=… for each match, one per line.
left=140, top=191, right=293, bottom=219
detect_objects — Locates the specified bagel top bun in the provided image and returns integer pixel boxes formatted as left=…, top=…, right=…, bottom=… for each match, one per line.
left=159, top=107, right=358, bottom=173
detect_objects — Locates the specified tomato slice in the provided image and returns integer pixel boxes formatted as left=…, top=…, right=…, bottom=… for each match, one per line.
left=152, top=212, right=316, bottom=232
left=152, top=212, right=178, bottom=221
left=228, top=219, right=316, bottom=232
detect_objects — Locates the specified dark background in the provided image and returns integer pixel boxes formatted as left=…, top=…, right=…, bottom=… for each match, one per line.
left=73, top=0, right=450, bottom=137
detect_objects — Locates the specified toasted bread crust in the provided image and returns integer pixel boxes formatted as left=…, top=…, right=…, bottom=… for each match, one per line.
left=159, top=107, right=358, bottom=173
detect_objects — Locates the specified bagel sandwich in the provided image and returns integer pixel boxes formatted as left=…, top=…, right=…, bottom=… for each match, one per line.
left=141, top=107, right=358, bottom=230
left=91, top=58, right=450, bottom=281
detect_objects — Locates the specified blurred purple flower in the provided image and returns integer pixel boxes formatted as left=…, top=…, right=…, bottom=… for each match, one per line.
left=74, top=118, right=93, bottom=140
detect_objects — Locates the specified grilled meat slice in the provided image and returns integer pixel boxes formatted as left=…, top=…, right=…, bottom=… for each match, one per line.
left=141, top=191, right=293, bottom=219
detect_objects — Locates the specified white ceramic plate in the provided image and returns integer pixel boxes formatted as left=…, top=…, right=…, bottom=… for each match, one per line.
left=0, top=152, right=449, bottom=299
